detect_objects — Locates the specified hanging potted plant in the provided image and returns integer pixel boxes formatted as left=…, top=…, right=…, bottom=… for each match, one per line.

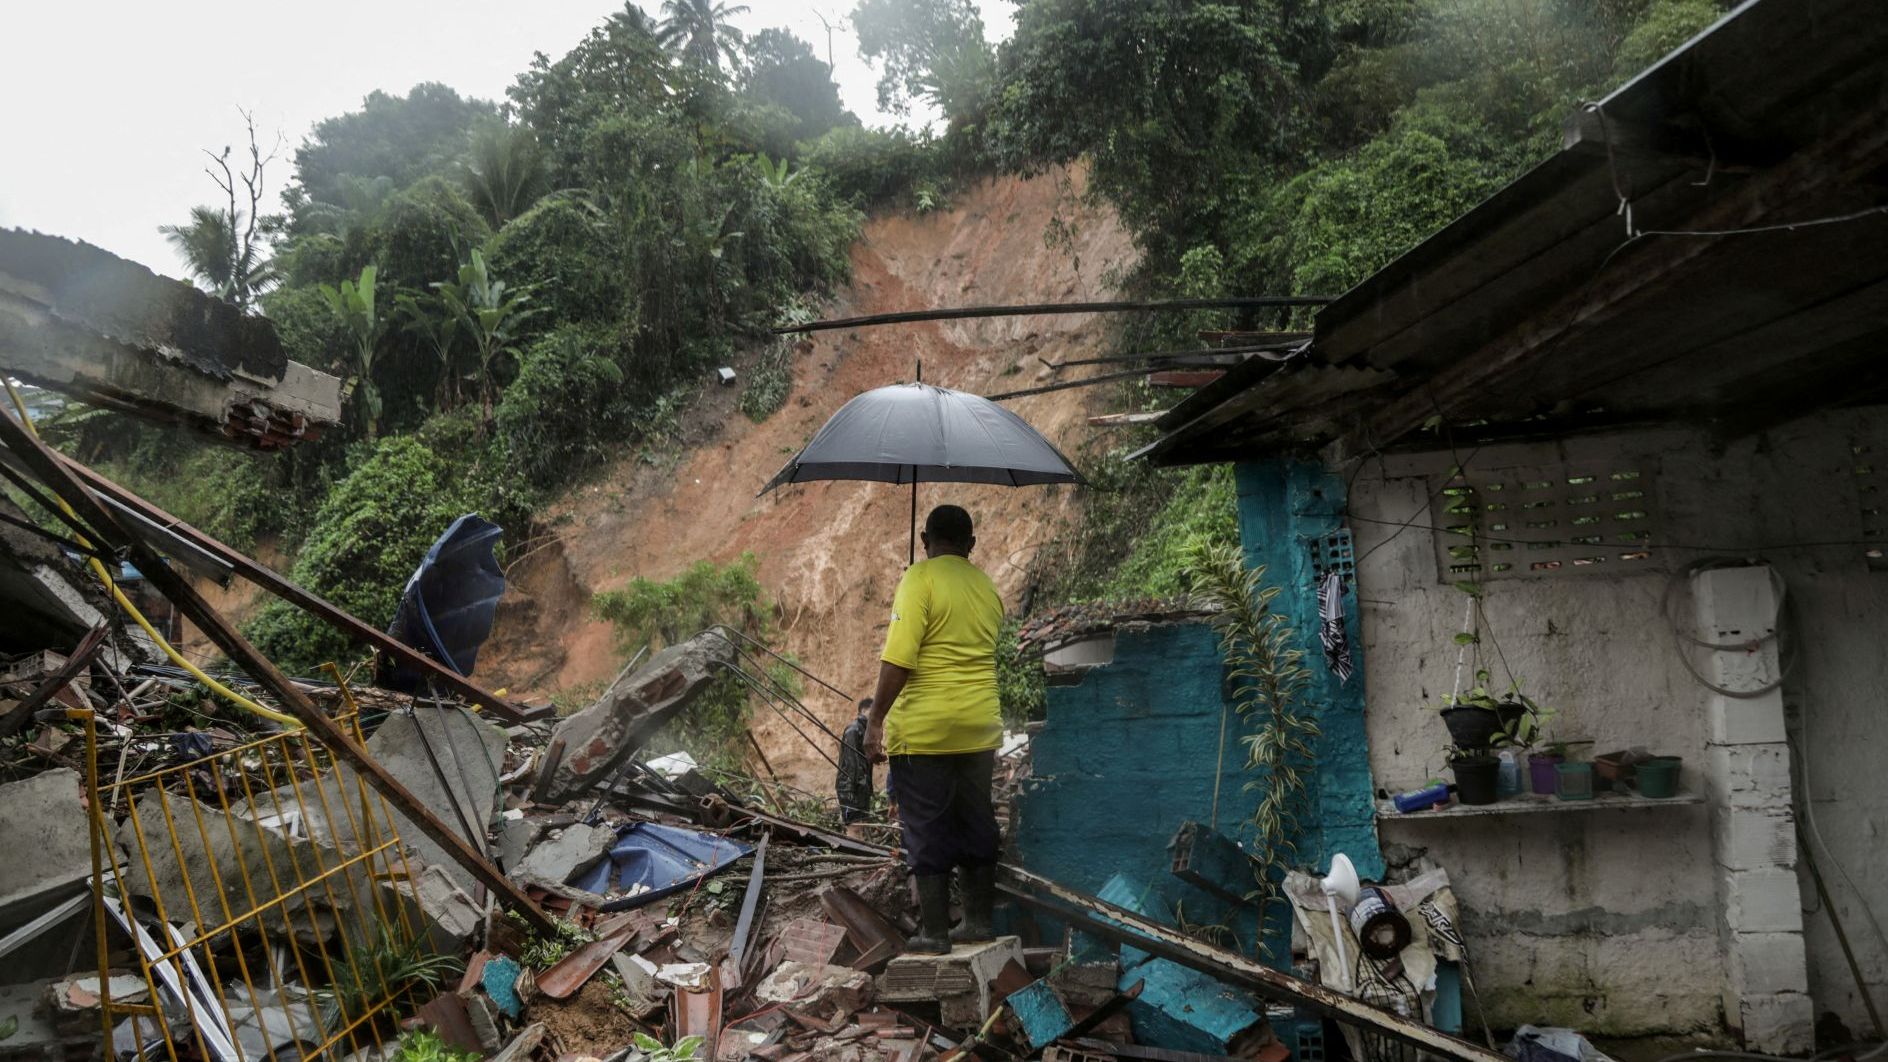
left=1438, top=668, right=1532, bottom=751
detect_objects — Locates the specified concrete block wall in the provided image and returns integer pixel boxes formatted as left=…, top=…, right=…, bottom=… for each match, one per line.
left=1352, top=405, right=1888, bottom=1040
left=1692, top=566, right=1813, bottom=1051
left=1013, top=621, right=1264, bottom=950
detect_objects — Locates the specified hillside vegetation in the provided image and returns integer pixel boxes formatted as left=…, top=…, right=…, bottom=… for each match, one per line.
left=56, top=0, right=1727, bottom=764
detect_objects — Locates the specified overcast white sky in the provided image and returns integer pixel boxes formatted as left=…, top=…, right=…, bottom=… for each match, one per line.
left=0, top=0, right=1013, bottom=279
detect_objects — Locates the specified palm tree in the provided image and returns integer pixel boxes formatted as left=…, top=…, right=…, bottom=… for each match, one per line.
left=657, top=0, right=750, bottom=71
left=159, top=205, right=276, bottom=307
left=465, top=126, right=551, bottom=229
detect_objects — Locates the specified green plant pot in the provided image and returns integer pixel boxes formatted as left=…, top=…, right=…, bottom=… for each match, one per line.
left=1554, top=762, right=1594, bottom=801
left=1637, top=757, right=1682, bottom=799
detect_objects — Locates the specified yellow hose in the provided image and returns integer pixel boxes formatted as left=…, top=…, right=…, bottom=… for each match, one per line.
left=4, top=382, right=300, bottom=728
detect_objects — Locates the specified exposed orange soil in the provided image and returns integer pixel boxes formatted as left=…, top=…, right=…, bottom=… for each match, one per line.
left=480, top=168, right=1134, bottom=786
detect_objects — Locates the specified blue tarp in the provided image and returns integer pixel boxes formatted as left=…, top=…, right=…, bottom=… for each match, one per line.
left=383, top=514, right=505, bottom=692
left=570, top=822, right=753, bottom=911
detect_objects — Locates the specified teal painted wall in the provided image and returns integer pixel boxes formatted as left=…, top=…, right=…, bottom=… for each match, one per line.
left=1010, top=457, right=1383, bottom=976
left=1234, top=459, right=1384, bottom=881
left=1014, top=621, right=1263, bottom=951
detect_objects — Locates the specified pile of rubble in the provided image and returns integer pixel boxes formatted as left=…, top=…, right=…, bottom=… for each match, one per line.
left=1, top=612, right=1511, bottom=1062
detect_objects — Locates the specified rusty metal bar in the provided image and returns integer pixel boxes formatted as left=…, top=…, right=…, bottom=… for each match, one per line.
left=47, top=450, right=538, bottom=724
left=771, top=296, right=1335, bottom=335
left=0, top=409, right=556, bottom=934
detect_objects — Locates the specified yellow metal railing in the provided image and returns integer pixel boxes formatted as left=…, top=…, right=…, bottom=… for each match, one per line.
left=82, top=674, right=438, bottom=1061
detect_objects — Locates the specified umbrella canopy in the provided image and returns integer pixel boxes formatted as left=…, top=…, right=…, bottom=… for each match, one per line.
left=760, top=383, right=1084, bottom=492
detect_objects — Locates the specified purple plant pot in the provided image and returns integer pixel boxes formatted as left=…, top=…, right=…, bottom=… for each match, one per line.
left=1528, top=753, right=1564, bottom=795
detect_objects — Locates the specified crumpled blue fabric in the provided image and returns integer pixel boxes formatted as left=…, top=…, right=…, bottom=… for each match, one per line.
left=569, top=822, right=753, bottom=912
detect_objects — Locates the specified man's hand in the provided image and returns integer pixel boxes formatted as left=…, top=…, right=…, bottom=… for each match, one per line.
left=865, top=660, right=908, bottom=765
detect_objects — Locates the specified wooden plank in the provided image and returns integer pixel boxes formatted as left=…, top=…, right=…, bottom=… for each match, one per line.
left=0, top=410, right=557, bottom=933
left=51, top=452, right=538, bottom=724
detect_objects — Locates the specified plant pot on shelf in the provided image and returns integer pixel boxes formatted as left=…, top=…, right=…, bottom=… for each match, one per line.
left=1637, top=756, right=1682, bottom=798
left=1450, top=755, right=1501, bottom=806
left=1593, top=750, right=1639, bottom=793
left=1527, top=752, right=1564, bottom=795
left=1441, top=702, right=1527, bottom=751
left=1555, top=762, right=1594, bottom=801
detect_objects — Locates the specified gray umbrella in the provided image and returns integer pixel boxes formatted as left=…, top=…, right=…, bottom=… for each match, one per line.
left=760, top=382, right=1083, bottom=561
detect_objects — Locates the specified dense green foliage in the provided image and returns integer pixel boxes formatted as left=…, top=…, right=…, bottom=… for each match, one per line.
left=591, top=553, right=793, bottom=770
left=120, top=7, right=881, bottom=675
left=249, top=418, right=512, bottom=672
left=994, top=0, right=1728, bottom=608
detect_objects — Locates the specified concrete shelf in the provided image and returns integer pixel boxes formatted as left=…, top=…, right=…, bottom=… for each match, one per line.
left=1375, top=789, right=1703, bottom=820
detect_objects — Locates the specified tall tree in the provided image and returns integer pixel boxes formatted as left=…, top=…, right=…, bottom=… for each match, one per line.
left=851, top=0, right=994, bottom=125
left=510, top=4, right=673, bottom=178
left=159, top=110, right=279, bottom=307
left=742, top=28, right=849, bottom=138
left=393, top=288, right=462, bottom=411
left=657, top=0, right=750, bottom=71
left=291, top=83, right=494, bottom=212
left=464, top=125, right=551, bottom=229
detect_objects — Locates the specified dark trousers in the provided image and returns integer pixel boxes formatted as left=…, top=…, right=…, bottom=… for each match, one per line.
left=888, top=750, right=999, bottom=877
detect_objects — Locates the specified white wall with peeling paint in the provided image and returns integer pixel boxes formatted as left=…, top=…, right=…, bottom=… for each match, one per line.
left=1349, top=406, right=1888, bottom=1041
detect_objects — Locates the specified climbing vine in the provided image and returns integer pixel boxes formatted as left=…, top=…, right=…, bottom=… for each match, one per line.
left=1187, top=542, right=1320, bottom=916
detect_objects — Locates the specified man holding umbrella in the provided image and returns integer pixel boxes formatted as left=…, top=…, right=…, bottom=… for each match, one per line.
left=863, top=504, right=1003, bottom=954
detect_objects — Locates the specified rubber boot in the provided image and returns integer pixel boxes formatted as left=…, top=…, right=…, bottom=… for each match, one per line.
left=950, top=864, right=996, bottom=944
left=908, top=874, right=952, bottom=954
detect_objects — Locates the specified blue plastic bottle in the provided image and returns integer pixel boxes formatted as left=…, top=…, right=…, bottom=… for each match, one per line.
left=1392, top=782, right=1451, bottom=813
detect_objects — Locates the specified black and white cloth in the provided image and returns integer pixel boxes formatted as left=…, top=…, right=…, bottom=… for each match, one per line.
left=1318, top=570, right=1355, bottom=683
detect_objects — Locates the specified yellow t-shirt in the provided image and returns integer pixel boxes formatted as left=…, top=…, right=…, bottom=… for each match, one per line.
left=879, top=554, right=1004, bottom=756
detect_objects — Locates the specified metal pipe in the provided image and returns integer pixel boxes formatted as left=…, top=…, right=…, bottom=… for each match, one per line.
left=772, top=296, right=1334, bottom=335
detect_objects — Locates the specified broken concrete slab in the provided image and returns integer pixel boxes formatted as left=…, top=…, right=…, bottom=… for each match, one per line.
left=357, top=706, right=510, bottom=894
left=111, top=786, right=374, bottom=948
left=0, top=228, right=343, bottom=447
left=534, top=629, right=738, bottom=803
left=0, top=768, right=89, bottom=913
left=511, top=821, right=616, bottom=896
left=879, top=937, right=1026, bottom=1028
left=756, top=961, right=874, bottom=1013
left=1120, top=957, right=1266, bottom=1057
left=384, top=863, right=483, bottom=954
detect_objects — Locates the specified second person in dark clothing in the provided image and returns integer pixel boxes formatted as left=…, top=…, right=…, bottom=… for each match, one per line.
left=836, top=697, right=875, bottom=840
